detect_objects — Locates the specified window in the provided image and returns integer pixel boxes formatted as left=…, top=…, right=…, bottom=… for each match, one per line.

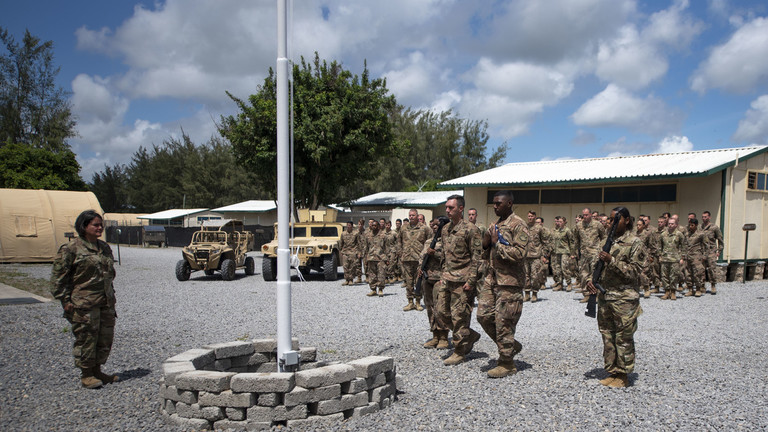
left=604, top=184, right=676, bottom=202
left=487, top=189, right=539, bottom=204
left=14, top=215, right=37, bottom=237
left=311, top=226, right=339, bottom=237
left=748, top=171, right=768, bottom=191
left=541, top=188, right=602, bottom=204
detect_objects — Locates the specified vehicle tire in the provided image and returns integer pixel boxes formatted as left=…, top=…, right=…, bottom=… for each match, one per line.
left=204, top=269, right=215, bottom=276
left=323, top=252, right=339, bottom=281
left=221, top=259, right=236, bottom=281
left=245, top=256, right=255, bottom=275
left=262, top=257, right=277, bottom=281
left=175, top=260, right=191, bottom=281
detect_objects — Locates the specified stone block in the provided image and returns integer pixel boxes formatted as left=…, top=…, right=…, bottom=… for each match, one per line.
left=213, top=419, right=248, bottom=431
left=244, top=421, right=272, bottom=431
left=298, top=347, right=317, bottom=362
left=341, top=378, right=367, bottom=394
left=380, top=396, right=391, bottom=409
left=176, top=402, right=224, bottom=421
left=165, top=348, right=215, bottom=369
left=385, top=364, right=397, bottom=382
left=246, top=405, right=307, bottom=422
left=198, top=390, right=255, bottom=408
left=175, top=370, right=236, bottom=392
left=204, top=341, right=255, bottom=359
left=350, top=401, right=380, bottom=418
left=164, top=399, right=176, bottom=415
left=295, top=364, right=356, bottom=388
left=162, top=361, right=196, bottom=386
left=310, top=397, right=343, bottom=415
left=254, top=362, right=277, bottom=373
left=247, top=353, right=270, bottom=365
left=230, top=355, right=250, bottom=368
left=347, top=356, right=393, bottom=378
left=256, top=392, right=281, bottom=407
left=251, top=338, right=277, bottom=352
left=365, top=373, right=386, bottom=389
left=286, top=412, right=344, bottom=428
left=214, top=358, right=232, bottom=371
left=341, top=391, right=369, bottom=410
left=225, top=407, right=246, bottom=421
left=167, top=413, right=211, bottom=430
left=164, top=385, right=198, bottom=404
left=284, top=384, right=341, bottom=406
left=369, top=381, right=395, bottom=403
left=230, top=372, right=295, bottom=393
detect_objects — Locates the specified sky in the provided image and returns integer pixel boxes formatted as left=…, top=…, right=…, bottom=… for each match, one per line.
left=4, top=0, right=768, bottom=181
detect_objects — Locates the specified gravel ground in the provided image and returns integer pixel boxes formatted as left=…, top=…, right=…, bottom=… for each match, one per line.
left=1, top=245, right=767, bottom=431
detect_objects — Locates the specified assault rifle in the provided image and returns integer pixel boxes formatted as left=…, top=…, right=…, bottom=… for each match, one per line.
left=585, top=212, right=622, bottom=318
left=414, top=216, right=451, bottom=297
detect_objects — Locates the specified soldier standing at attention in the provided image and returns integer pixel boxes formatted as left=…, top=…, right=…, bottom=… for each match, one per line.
left=535, top=217, right=551, bottom=292
left=700, top=210, right=724, bottom=294
left=476, top=191, right=528, bottom=378
left=550, top=216, right=575, bottom=291
left=573, top=208, right=606, bottom=303
left=649, top=216, right=667, bottom=292
left=419, top=219, right=450, bottom=349
left=381, top=219, right=396, bottom=283
left=393, top=219, right=403, bottom=282
left=398, top=209, right=432, bottom=311
left=684, top=218, right=707, bottom=297
left=437, top=195, right=483, bottom=366
left=634, top=219, right=654, bottom=298
left=51, top=210, right=119, bottom=389
left=659, top=217, right=686, bottom=300
left=586, top=207, right=643, bottom=388
left=523, top=211, right=549, bottom=302
left=339, top=221, right=359, bottom=285
left=468, top=207, right=486, bottom=308
left=354, top=219, right=366, bottom=284
left=363, top=220, right=388, bottom=297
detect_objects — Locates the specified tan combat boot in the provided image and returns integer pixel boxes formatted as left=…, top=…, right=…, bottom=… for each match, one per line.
left=465, top=329, right=481, bottom=353
left=80, top=368, right=103, bottom=389
left=367, top=289, right=377, bottom=297
left=579, top=295, right=589, bottom=303
left=93, top=365, right=119, bottom=384
left=487, top=360, right=517, bottom=378
left=670, top=290, right=677, bottom=300
left=524, top=291, right=531, bottom=302
left=403, top=299, right=416, bottom=311
left=684, top=289, right=694, bottom=297
left=643, top=288, right=650, bottom=298
left=694, top=289, right=702, bottom=297
left=415, top=297, right=424, bottom=311
left=530, top=292, right=538, bottom=303
left=443, top=352, right=465, bottom=366
left=553, top=285, right=562, bottom=292
left=377, top=287, right=384, bottom=297
left=710, top=283, right=717, bottom=295
left=607, top=373, right=629, bottom=388
left=436, top=331, right=450, bottom=349
left=423, top=333, right=439, bottom=349
left=342, top=280, right=350, bottom=286
left=650, top=287, right=660, bottom=294
left=599, top=374, right=617, bottom=386
left=566, top=284, right=573, bottom=292
left=354, top=277, right=363, bottom=284
left=661, top=290, right=670, bottom=300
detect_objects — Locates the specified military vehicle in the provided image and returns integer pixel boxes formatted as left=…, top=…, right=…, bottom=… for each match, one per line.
left=261, top=209, right=344, bottom=281
left=143, top=225, right=166, bottom=247
left=175, top=219, right=255, bottom=281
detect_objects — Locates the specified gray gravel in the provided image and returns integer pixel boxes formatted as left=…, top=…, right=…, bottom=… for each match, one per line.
left=1, top=245, right=767, bottom=431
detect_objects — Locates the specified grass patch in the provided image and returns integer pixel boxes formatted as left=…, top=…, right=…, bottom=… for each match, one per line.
left=0, top=269, right=55, bottom=300
left=321, top=349, right=337, bottom=354
left=236, top=333, right=251, bottom=341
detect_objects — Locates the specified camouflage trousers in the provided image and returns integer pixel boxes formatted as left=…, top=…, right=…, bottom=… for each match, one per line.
left=423, top=278, right=449, bottom=332
left=597, top=294, right=641, bottom=374
left=401, top=261, right=419, bottom=300
left=702, top=253, right=718, bottom=284
left=524, top=257, right=545, bottom=292
left=436, top=280, right=477, bottom=355
left=341, top=253, right=358, bottom=282
left=678, top=262, right=688, bottom=287
left=70, top=306, right=116, bottom=369
left=650, top=257, right=661, bottom=287
left=579, top=253, right=597, bottom=291
left=685, top=255, right=706, bottom=291
left=571, top=257, right=581, bottom=287
left=387, top=254, right=398, bottom=280
left=476, top=280, right=523, bottom=362
left=551, top=254, right=572, bottom=288
left=355, top=256, right=364, bottom=279
left=660, top=261, right=680, bottom=291
left=366, top=260, right=387, bottom=291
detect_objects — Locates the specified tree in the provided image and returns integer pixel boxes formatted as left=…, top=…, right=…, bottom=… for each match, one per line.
left=220, top=53, right=400, bottom=209
left=0, top=142, right=86, bottom=190
left=90, top=164, right=129, bottom=213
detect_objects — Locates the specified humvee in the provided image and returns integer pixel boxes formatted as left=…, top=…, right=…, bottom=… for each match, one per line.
left=261, top=209, right=344, bottom=281
left=175, top=219, right=255, bottom=281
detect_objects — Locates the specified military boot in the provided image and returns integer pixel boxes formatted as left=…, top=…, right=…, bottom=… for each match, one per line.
left=80, top=368, right=103, bottom=389
left=661, top=291, right=670, bottom=300
left=599, top=374, right=617, bottom=386
left=670, top=290, right=677, bottom=300
left=684, top=289, right=695, bottom=297
left=415, top=297, right=424, bottom=311
left=367, top=289, right=377, bottom=297
left=436, top=331, right=450, bottom=349
left=403, top=299, right=416, bottom=311
left=579, top=295, right=589, bottom=303
left=694, top=289, right=702, bottom=297
left=530, top=292, right=538, bottom=303
left=93, top=365, right=119, bottom=384
left=487, top=360, right=517, bottom=378
left=423, top=333, right=439, bottom=349
left=553, top=285, right=562, bottom=292
left=465, top=329, right=481, bottom=353
left=342, top=280, right=350, bottom=286
left=524, top=291, right=531, bottom=302
left=643, top=288, right=650, bottom=298
left=377, top=287, right=384, bottom=297
left=710, top=283, right=717, bottom=295
left=354, top=277, right=363, bottom=284
left=607, top=373, right=629, bottom=388
left=443, top=352, right=465, bottom=366
left=566, top=284, right=573, bottom=292
left=650, top=287, right=660, bottom=294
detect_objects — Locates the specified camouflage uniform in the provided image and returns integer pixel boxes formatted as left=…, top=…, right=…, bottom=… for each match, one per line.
left=701, top=221, right=724, bottom=291
left=51, top=238, right=117, bottom=370
left=339, top=229, right=360, bottom=284
left=659, top=229, right=686, bottom=294
left=550, top=225, right=575, bottom=290
left=574, top=219, right=606, bottom=297
left=364, top=229, right=389, bottom=295
left=355, top=227, right=366, bottom=281
left=649, top=226, right=664, bottom=289
left=635, top=229, right=656, bottom=295
left=398, top=222, right=432, bottom=301
left=437, top=219, right=482, bottom=355
left=524, top=222, right=550, bottom=298
left=385, top=228, right=398, bottom=281
left=684, top=228, right=707, bottom=295
left=419, top=238, right=448, bottom=334
left=476, top=213, right=529, bottom=363
left=588, top=231, right=643, bottom=376
left=472, top=222, right=487, bottom=308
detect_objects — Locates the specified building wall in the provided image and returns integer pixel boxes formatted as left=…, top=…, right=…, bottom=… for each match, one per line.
left=723, top=153, right=768, bottom=261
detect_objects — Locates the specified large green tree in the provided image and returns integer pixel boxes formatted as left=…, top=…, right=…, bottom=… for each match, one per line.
left=0, top=141, right=86, bottom=190
left=220, top=53, right=400, bottom=209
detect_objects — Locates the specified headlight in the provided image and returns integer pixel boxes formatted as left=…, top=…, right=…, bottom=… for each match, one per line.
left=306, top=247, right=314, bottom=255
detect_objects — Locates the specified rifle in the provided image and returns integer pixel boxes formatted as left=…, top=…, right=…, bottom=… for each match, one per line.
left=585, top=212, right=621, bottom=318
left=414, top=216, right=451, bottom=297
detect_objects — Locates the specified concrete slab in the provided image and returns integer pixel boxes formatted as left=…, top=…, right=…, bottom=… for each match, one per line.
left=0, top=282, right=51, bottom=305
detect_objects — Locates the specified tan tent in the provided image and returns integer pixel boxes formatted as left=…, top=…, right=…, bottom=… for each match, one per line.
left=104, top=213, right=148, bottom=227
left=0, top=189, right=103, bottom=263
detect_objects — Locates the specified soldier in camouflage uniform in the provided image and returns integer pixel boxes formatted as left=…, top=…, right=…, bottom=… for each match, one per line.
left=419, top=219, right=450, bottom=349
left=659, top=218, right=686, bottom=300
left=476, top=191, right=528, bottom=378
left=586, top=207, right=643, bottom=388
left=684, top=218, right=707, bottom=297
left=700, top=211, right=724, bottom=294
left=354, top=219, right=366, bottom=283
left=649, top=216, right=667, bottom=292
left=339, top=221, right=360, bottom=285
left=468, top=208, right=486, bottom=308
left=398, top=209, right=432, bottom=311
left=523, top=212, right=549, bottom=302
left=550, top=216, right=575, bottom=291
left=363, top=220, right=389, bottom=297
left=437, top=195, right=483, bottom=366
left=51, top=210, right=119, bottom=389
left=573, top=208, right=606, bottom=303
left=634, top=219, right=655, bottom=298
left=535, top=217, right=551, bottom=291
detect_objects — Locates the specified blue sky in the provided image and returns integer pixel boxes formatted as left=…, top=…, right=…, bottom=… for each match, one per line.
left=3, top=0, right=768, bottom=181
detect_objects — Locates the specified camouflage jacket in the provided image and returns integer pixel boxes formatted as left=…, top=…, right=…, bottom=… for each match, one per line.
left=339, top=230, right=359, bottom=256
left=364, top=229, right=389, bottom=262
left=649, top=227, right=664, bottom=258
left=356, top=229, right=366, bottom=254
left=525, top=223, right=550, bottom=258
left=398, top=222, right=432, bottom=262
left=701, top=222, right=724, bottom=257
left=636, top=229, right=657, bottom=258
left=440, top=219, right=482, bottom=287
left=685, top=228, right=707, bottom=259
left=588, top=231, right=643, bottom=301
left=385, top=230, right=398, bottom=259
left=486, top=213, right=529, bottom=287
left=419, top=237, right=444, bottom=281
left=51, top=238, right=116, bottom=309
left=574, top=219, right=606, bottom=258
left=550, top=226, right=575, bottom=255
left=660, top=229, right=686, bottom=263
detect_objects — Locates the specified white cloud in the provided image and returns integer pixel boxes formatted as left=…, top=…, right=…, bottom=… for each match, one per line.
left=383, top=51, right=448, bottom=109
left=655, top=135, right=694, bottom=153
left=595, top=25, right=668, bottom=89
left=732, top=95, right=768, bottom=144
left=643, top=0, right=704, bottom=49
left=691, top=17, right=768, bottom=93
left=601, top=137, right=649, bottom=157
left=571, top=84, right=683, bottom=135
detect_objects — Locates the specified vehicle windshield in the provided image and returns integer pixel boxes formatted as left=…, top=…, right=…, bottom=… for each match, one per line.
left=273, top=225, right=340, bottom=238
left=193, top=231, right=227, bottom=243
